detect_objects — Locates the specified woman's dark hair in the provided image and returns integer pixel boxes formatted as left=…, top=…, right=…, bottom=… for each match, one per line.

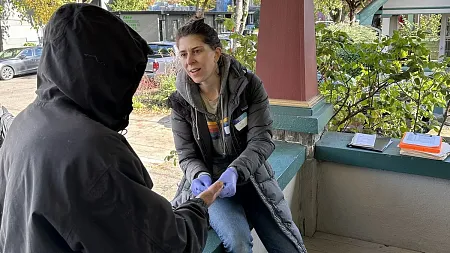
left=176, top=18, right=222, bottom=50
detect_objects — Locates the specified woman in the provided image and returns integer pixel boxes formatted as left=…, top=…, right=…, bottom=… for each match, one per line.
left=169, top=18, right=307, bottom=253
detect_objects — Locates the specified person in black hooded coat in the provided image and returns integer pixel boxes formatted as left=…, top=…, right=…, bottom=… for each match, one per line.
left=0, top=4, right=223, bottom=253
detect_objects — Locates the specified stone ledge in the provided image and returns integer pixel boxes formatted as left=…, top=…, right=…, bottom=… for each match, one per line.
left=315, top=132, right=450, bottom=180
left=203, top=141, right=306, bottom=253
left=270, top=103, right=334, bottom=134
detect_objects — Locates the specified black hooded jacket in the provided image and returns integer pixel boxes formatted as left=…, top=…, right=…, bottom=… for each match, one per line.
left=0, top=4, right=209, bottom=253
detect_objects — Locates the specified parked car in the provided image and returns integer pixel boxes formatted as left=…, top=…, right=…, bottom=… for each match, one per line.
left=146, top=41, right=178, bottom=77
left=0, top=47, right=42, bottom=80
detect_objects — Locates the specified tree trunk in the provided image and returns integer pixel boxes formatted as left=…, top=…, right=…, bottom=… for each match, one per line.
left=341, top=7, right=348, bottom=22
left=238, top=0, right=249, bottom=34
left=349, top=7, right=355, bottom=23
left=344, top=0, right=361, bottom=23
left=0, top=0, right=5, bottom=51
left=234, top=0, right=243, bottom=33
left=0, top=27, right=3, bottom=52
left=330, top=8, right=341, bottom=23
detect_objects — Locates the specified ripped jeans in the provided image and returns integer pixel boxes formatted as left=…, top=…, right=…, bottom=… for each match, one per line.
left=208, top=182, right=300, bottom=253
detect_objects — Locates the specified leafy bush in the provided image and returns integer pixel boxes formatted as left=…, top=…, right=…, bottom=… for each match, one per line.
left=318, top=23, right=379, bottom=77
left=399, top=15, right=441, bottom=61
left=132, top=72, right=177, bottom=112
left=147, top=73, right=177, bottom=109
left=221, top=18, right=258, bottom=72
left=316, top=23, right=450, bottom=138
left=326, top=23, right=379, bottom=43
left=132, top=96, right=147, bottom=110
left=23, top=42, right=36, bottom=46
left=137, top=75, right=158, bottom=93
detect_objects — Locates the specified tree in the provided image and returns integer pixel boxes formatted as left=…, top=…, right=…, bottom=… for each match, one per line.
left=0, top=0, right=13, bottom=51
left=177, top=0, right=216, bottom=10
left=252, top=0, right=260, bottom=5
left=313, top=0, right=343, bottom=18
left=231, top=0, right=250, bottom=34
left=109, top=0, right=155, bottom=11
left=233, top=0, right=242, bottom=32
left=343, top=0, right=371, bottom=23
left=238, top=0, right=249, bottom=34
left=0, top=1, right=5, bottom=51
left=12, top=0, right=75, bottom=34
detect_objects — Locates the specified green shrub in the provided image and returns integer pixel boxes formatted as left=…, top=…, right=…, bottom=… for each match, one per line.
left=23, top=42, right=36, bottom=46
left=316, top=23, right=450, bottom=137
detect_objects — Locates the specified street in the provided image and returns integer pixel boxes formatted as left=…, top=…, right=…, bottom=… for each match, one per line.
left=0, top=74, right=37, bottom=115
left=0, top=75, right=181, bottom=200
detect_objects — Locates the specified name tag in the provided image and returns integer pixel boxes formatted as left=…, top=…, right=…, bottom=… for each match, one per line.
left=233, top=112, right=248, bottom=131
left=221, top=118, right=231, bottom=136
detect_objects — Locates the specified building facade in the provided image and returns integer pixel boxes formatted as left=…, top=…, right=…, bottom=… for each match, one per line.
left=357, top=0, right=450, bottom=58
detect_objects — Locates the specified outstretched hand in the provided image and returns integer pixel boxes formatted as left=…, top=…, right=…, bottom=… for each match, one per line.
left=198, top=181, right=224, bottom=207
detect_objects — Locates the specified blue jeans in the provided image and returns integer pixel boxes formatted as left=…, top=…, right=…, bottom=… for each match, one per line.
left=209, top=182, right=299, bottom=253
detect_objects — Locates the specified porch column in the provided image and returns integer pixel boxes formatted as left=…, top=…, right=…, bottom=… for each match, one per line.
left=439, top=14, right=449, bottom=59
left=382, top=15, right=398, bottom=37
left=256, top=0, right=318, bottom=104
left=255, top=0, right=333, bottom=238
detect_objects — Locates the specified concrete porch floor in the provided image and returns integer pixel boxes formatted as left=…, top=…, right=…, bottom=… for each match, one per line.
left=304, top=232, right=421, bottom=253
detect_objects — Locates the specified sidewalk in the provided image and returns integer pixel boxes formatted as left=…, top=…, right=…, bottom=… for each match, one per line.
left=126, top=111, right=182, bottom=200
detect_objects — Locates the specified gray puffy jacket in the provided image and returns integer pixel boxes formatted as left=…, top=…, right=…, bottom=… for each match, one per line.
left=168, top=55, right=307, bottom=252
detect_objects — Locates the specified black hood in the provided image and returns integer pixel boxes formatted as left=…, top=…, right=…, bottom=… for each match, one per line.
left=36, top=3, right=149, bottom=131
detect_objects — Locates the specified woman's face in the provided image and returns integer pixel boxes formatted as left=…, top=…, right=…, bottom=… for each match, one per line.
left=178, top=34, right=221, bottom=84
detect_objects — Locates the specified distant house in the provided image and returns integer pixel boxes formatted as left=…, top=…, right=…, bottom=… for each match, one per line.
left=113, top=9, right=255, bottom=42
left=1, top=10, right=39, bottom=50
left=1, top=1, right=111, bottom=50
left=357, top=0, right=450, bottom=59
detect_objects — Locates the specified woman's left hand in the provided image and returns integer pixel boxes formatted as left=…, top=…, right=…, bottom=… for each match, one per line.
left=217, top=167, right=238, bottom=198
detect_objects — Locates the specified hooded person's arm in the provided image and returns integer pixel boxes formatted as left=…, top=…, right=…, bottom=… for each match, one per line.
left=69, top=166, right=210, bottom=253
left=229, top=73, right=276, bottom=182
left=171, top=107, right=210, bottom=182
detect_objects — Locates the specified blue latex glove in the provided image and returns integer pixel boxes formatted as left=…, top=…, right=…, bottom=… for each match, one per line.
left=191, top=174, right=212, bottom=196
left=218, top=167, right=238, bottom=198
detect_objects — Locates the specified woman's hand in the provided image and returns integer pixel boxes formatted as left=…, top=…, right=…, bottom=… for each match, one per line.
left=217, top=167, right=238, bottom=198
left=191, top=174, right=212, bottom=196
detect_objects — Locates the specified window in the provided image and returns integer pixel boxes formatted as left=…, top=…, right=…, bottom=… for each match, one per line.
left=148, top=44, right=173, bottom=56
left=21, top=49, right=33, bottom=57
left=0, top=48, right=22, bottom=59
left=34, top=48, right=42, bottom=57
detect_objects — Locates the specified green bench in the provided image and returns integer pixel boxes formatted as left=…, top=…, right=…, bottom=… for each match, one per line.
left=202, top=141, right=306, bottom=253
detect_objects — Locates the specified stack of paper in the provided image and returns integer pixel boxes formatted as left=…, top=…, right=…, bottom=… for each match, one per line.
left=399, top=132, right=450, bottom=161
left=400, top=142, right=450, bottom=161
left=348, top=133, right=393, bottom=152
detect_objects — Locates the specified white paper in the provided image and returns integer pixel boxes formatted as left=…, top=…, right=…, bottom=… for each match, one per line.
left=351, top=133, right=376, bottom=148
left=402, top=132, right=441, bottom=148
left=400, top=142, right=450, bottom=160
